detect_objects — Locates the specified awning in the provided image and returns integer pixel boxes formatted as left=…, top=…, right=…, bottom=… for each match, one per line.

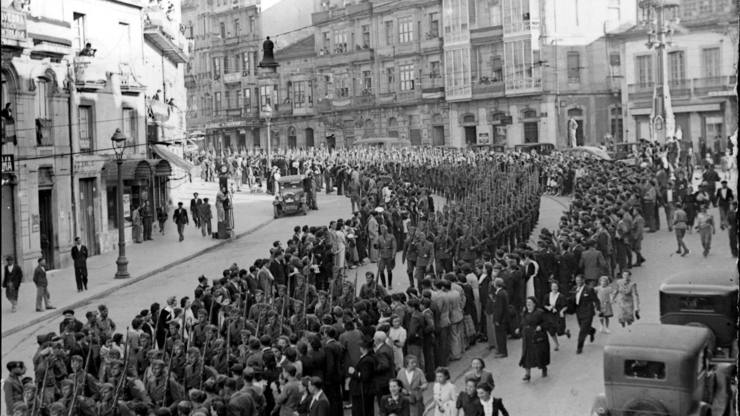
left=148, top=159, right=172, bottom=177
left=102, top=159, right=152, bottom=182
left=150, top=144, right=193, bottom=173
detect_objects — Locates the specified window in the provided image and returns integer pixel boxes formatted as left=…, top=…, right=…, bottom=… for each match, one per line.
left=243, top=88, right=251, bottom=111
left=610, top=106, right=623, bottom=141
left=78, top=106, right=93, bottom=151
left=233, top=18, right=240, bottom=36
left=214, top=92, right=222, bottom=115
left=334, top=31, right=348, bottom=53
left=260, top=85, right=272, bottom=108
left=385, top=21, right=394, bottom=46
left=668, top=50, right=685, bottom=84
left=219, top=21, right=226, bottom=39
left=73, top=13, right=86, bottom=51
left=567, top=52, right=581, bottom=83
left=118, top=22, right=131, bottom=63
left=225, top=90, right=231, bottom=108
left=678, top=296, right=716, bottom=312
left=624, top=360, right=666, bottom=380
left=429, top=12, right=440, bottom=37
left=223, top=56, right=230, bottom=74
left=249, top=16, right=256, bottom=33
left=523, top=121, right=539, bottom=143
left=430, top=61, right=441, bottom=78
left=702, top=47, right=720, bottom=78
left=635, top=55, right=652, bottom=87
left=122, top=108, right=136, bottom=143
left=322, top=31, right=331, bottom=53
left=361, top=25, right=370, bottom=47
left=187, top=21, right=193, bottom=38
left=212, top=57, right=221, bottom=79
left=35, top=78, right=50, bottom=119
left=335, top=77, right=349, bottom=97
left=386, top=67, right=395, bottom=91
left=242, top=53, right=250, bottom=75
left=399, top=16, right=414, bottom=43
left=400, top=64, right=415, bottom=91
left=362, top=71, right=372, bottom=92
left=293, top=81, right=307, bottom=108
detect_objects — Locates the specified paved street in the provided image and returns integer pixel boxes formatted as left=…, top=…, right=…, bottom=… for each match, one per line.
left=2, top=181, right=737, bottom=415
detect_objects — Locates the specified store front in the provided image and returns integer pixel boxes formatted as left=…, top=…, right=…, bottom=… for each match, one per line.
left=102, top=159, right=152, bottom=230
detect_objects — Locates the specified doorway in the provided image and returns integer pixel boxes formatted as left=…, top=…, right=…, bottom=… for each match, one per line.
left=567, top=108, right=585, bottom=146
left=38, top=189, right=54, bottom=269
left=252, top=128, right=260, bottom=149
left=464, top=126, right=477, bottom=146
left=410, top=129, right=422, bottom=146
left=432, top=126, right=445, bottom=146
left=1, top=184, right=16, bottom=261
left=79, top=178, right=99, bottom=255
left=305, top=128, right=314, bottom=148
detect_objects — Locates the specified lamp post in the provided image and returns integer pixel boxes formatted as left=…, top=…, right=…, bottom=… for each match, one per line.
left=639, top=0, right=680, bottom=143
left=111, top=128, right=130, bottom=279
left=262, top=104, right=273, bottom=168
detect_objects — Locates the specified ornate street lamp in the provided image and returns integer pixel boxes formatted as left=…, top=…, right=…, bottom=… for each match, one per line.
left=262, top=104, right=273, bottom=168
left=111, top=128, right=130, bottom=279
left=638, top=0, right=681, bottom=143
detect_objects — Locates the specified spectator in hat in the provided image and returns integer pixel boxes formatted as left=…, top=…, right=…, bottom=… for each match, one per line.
left=4, top=361, right=26, bottom=414
left=33, top=257, right=55, bottom=312
left=3, top=255, right=23, bottom=313
left=715, top=180, right=734, bottom=229
left=172, top=202, right=189, bottom=242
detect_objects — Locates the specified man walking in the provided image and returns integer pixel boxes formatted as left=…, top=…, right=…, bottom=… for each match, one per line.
left=142, top=200, right=154, bottom=241
left=376, top=224, right=396, bottom=290
left=2, top=255, right=23, bottom=312
left=715, top=180, right=734, bottom=229
left=190, top=193, right=202, bottom=228
left=173, top=202, right=189, bottom=242
left=33, top=257, right=55, bottom=312
left=728, top=201, right=738, bottom=258
left=571, top=274, right=599, bottom=354
left=199, top=198, right=213, bottom=238
left=71, top=236, right=89, bottom=292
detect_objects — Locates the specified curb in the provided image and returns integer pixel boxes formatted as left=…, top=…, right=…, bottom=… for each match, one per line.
left=1, top=218, right=275, bottom=338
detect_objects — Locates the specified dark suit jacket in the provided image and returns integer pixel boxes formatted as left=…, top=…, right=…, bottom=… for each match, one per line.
left=33, top=265, right=47, bottom=287
left=173, top=208, right=189, bottom=225
left=309, top=392, right=330, bottom=416
left=349, top=352, right=376, bottom=396
left=716, top=188, right=734, bottom=208
left=71, top=245, right=88, bottom=269
left=373, top=343, right=395, bottom=391
left=378, top=394, right=410, bottom=416
left=304, top=349, right=327, bottom=381
left=571, top=285, right=600, bottom=320
left=490, top=288, right=509, bottom=326
left=579, top=248, right=607, bottom=282
left=2, top=264, right=23, bottom=289
left=323, top=339, right=344, bottom=384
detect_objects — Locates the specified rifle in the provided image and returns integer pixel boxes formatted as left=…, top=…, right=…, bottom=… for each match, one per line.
left=33, top=355, right=50, bottom=416
left=110, top=327, right=130, bottom=416
left=161, top=335, right=175, bottom=407
left=68, top=342, right=93, bottom=416
left=198, top=329, right=212, bottom=390
left=225, top=315, right=231, bottom=366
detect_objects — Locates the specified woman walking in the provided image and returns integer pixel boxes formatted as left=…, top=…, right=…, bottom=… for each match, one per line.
left=516, top=297, right=550, bottom=381
left=613, top=270, right=640, bottom=328
left=594, top=276, right=614, bottom=333
left=132, top=205, right=143, bottom=243
left=543, top=281, right=570, bottom=351
left=695, top=204, right=716, bottom=257
left=432, top=368, right=456, bottom=416
left=672, top=202, right=690, bottom=256
left=396, top=355, right=427, bottom=416
left=462, top=358, right=495, bottom=387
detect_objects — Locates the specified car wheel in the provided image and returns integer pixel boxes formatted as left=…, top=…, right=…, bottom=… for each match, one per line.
left=623, top=398, right=669, bottom=416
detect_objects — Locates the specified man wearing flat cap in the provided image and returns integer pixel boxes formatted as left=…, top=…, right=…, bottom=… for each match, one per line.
left=3, top=255, right=22, bottom=313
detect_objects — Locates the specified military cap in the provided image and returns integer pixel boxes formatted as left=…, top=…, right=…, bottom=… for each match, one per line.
left=63, top=309, right=75, bottom=316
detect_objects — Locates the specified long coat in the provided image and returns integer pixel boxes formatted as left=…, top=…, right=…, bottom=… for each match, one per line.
left=519, top=308, right=550, bottom=369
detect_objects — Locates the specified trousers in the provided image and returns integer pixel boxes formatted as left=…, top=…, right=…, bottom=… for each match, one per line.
left=576, top=315, right=595, bottom=351
left=449, top=320, right=463, bottom=360
left=74, top=266, right=88, bottom=291
left=201, top=220, right=212, bottom=237
left=177, top=223, right=185, bottom=241
left=435, top=326, right=450, bottom=367
left=35, top=286, right=52, bottom=310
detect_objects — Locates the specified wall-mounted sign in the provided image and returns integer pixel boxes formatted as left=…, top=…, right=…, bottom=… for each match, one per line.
left=1, top=154, right=14, bottom=173
left=478, top=132, right=490, bottom=144
left=123, top=194, right=131, bottom=218
left=1, top=8, right=27, bottom=43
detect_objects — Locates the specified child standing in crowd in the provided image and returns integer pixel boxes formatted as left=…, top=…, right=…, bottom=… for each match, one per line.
left=595, top=275, right=614, bottom=334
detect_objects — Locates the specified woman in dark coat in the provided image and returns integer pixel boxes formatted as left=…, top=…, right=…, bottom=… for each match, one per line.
left=516, top=296, right=550, bottom=381
left=379, top=378, right=410, bottom=416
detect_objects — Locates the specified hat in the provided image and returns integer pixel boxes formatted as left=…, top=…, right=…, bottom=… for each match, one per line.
left=63, top=309, right=75, bottom=316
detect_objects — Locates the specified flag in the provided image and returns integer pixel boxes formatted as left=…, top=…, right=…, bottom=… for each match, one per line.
left=663, top=82, right=675, bottom=140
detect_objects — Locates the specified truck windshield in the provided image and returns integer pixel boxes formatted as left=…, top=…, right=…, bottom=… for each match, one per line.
left=625, top=360, right=666, bottom=380
left=678, top=296, right=715, bottom=312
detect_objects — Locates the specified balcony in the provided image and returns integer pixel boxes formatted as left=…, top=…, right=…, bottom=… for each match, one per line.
left=293, top=105, right=314, bottom=116
left=397, top=90, right=421, bottom=103
left=311, top=10, right=332, bottom=25
left=315, top=47, right=374, bottom=67
left=693, top=76, right=737, bottom=97
left=667, top=79, right=691, bottom=99
left=607, top=74, right=622, bottom=94
left=143, top=6, right=188, bottom=64
left=503, top=19, right=538, bottom=35
left=472, top=78, right=504, bottom=97
left=627, top=82, right=654, bottom=101
left=73, top=56, right=107, bottom=91
left=421, top=77, right=444, bottom=99
left=377, top=92, right=397, bottom=104
left=395, top=42, right=420, bottom=56
left=118, top=63, right=146, bottom=95
left=504, top=77, right=541, bottom=95
left=421, top=35, right=442, bottom=53
left=222, top=72, right=242, bottom=84
left=352, top=94, right=376, bottom=108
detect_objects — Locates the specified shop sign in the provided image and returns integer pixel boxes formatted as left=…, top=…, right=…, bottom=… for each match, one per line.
left=1, top=154, right=14, bottom=172
left=1, top=8, right=27, bottom=43
left=478, top=132, right=490, bottom=144
left=123, top=194, right=131, bottom=218
left=73, top=158, right=102, bottom=175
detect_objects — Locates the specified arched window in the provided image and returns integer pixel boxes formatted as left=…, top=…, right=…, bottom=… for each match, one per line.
left=1, top=69, right=17, bottom=144
left=462, top=113, right=476, bottom=124
left=35, top=74, right=54, bottom=146
left=522, top=108, right=538, bottom=119
left=521, top=109, right=538, bottom=144
left=287, top=126, right=297, bottom=149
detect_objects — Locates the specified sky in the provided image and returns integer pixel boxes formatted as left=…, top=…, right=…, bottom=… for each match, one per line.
left=261, top=0, right=280, bottom=10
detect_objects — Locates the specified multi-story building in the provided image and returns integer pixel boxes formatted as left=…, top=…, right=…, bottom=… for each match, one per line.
left=610, top=0, right=737, bottom=153
left=442, top=0, right=636, bottom=147
left=1, top=0, right=188, bottom=274
left=309, top=0, right=447, bottom=147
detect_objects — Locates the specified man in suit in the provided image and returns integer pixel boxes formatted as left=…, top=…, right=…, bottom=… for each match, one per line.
left=33, top=257, right=54, bottom=312
left=372, top=331, right=395, bottom=405
left=728, top=201, right=738, bottom=258
left=307, top=377, right=330, bottom=416
left=3, top=361, right=25, bottom=415
left=199, top=198, right=213, bottom=238
left=349, top=340, right=375, bottom=416
left=715, top=180, right=734, bottom=229
left=70, top=236, right=89, bottom=292
left=578, top=241, right=607, bottom=286
left=272, top=364, right=302, bottom=416
left=141, top=200, right=154, bottom=241
left=190, top=193, right=202, bottom=228
left=490, top=277, right=509, bottom=358
left=173, top=202, right=189, bottom=242
left=322, top=328, right=344, bottom=416
left=2, top=255, right=23, bottom=312
left=571, top=274, right=600, bottom=354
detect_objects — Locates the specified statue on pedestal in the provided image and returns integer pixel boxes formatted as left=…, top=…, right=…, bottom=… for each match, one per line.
left=258, top=36, right=279, bottom=70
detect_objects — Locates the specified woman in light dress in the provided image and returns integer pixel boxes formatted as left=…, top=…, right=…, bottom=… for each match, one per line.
left=388, top=315, right=407, bottom=370
left=433, top=367, right=457, bottom=416
left=397, top=355, right=427, bottom=416
left=613, top=270, right=639, bottom=327
left=131, top=205, right=143, bottom=243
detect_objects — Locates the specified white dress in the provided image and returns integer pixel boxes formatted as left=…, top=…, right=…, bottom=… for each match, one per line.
left=388, top=326, right=407, bottom=370
left=433, top=381, right=457, bottom=416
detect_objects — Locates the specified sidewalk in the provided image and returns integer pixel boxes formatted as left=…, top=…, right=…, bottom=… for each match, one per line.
left=1, top=184, right=275, bottom=337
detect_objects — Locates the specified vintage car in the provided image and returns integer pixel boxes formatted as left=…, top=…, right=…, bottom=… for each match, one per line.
left=514, top=143, right=555, bottom=155
left=591, top=323, right=736, bottom=416
left=273, top=175, right=308, bottom=218
left=352, top=137, right=412, bottom=148
left=659, top=271, right=738, bottom=358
